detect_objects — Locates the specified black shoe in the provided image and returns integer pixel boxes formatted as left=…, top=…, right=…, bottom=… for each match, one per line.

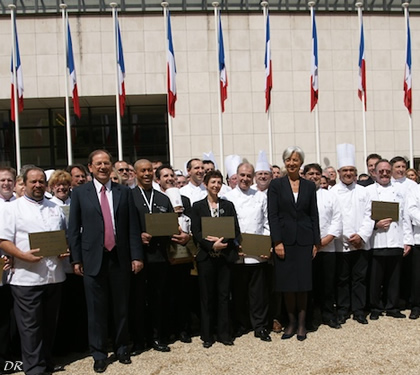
left=353, top=315, right=368, bottom=324
left=220, top=339, right=234, bottom=346
left=370, top=311, right=382, bottom=320
left=117, top=352, right=131, bottom=365
left=409, top=309, right=420, bottom=320
left=235, top=326, right=250, bottom=338
left=131, top=344, right=146, bottom=356
left=93, top=359, right=107, bottom=373
left=281, top=330, right=296, bottom=340
left=179, top=331, right=192, bottom=343
left=46, top=365, right=65, bottom=372
left=297, top=333, right=307, bottom=341
left=386, top=311, right=406, bottom=319
left=203, top=341, right=213, bottom=348
left=337, top=314, right=350, bottom=325
left=254, top=329, right=272, bottom=342
left=152, top=340, right=170, bottom=352
left=323, top=318, right=342, bottom=329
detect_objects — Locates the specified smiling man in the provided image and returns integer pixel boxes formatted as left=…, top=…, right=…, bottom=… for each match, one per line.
left=330, top=144, right=374, bottom=326
left=180, top=159, right=207, bottom=204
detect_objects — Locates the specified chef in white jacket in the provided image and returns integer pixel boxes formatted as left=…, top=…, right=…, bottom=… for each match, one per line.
left=304, top=163, right=342, bottom=329
left=366, top=159, right=412, bottom=320
left=223, top=162, right=271, bottom=342
left=404, top=180, right=420, bottom=320
left=331, top=144, right=374, bottom=325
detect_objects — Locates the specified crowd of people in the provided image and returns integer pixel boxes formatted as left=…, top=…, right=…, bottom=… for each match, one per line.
left=0, top=144, right=420, bottom=375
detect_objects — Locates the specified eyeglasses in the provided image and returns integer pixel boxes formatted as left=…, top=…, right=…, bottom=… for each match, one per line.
left=118, top=168, right=130, bottom=173
left=378, top=170, right=391, bottom=174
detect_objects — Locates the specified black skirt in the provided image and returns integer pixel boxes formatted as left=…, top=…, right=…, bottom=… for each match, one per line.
left=274, top=244, right=313, bottom=292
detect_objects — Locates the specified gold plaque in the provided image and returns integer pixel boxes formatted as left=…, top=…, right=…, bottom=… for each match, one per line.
left=28, top=230, right=68, bottom=257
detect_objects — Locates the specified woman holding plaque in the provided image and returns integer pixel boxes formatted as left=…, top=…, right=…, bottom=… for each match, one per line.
left=268, top=146, right=320, bottom=341
left=191, top=170, right=240, bottom=348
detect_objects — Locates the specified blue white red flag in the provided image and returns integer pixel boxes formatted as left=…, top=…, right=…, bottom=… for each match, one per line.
left=218, top=12, right=228, bottom=113
left=358, top=21, right=366, bottom=111
left=116, top=15, right=126, bottom=117
left=404, top=11, right=412, bottom=114
left=264, top=12, right=272, bottom=112
left=67, top=18, right=81, bottom=118
left=310, top=8, right=318, bottom=112
left=10, top=16, right=23, bottom=122
left=167, top=10, right=177, bottom=118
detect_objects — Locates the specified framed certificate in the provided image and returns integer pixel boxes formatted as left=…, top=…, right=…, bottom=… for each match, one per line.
left=371, top=201, right=399, bottom=222
left=28, top=230, right=67, bottom=257
left=202, top=217, right=235, bottom=239
left=167, top=239, right=197, bottom=265
left=240, top=233, right=272, bottom=257
left=145, top=212, right=179, bottom=237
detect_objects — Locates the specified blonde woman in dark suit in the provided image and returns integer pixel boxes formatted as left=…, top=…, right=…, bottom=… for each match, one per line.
left=268, top=146, right=321, bottom=341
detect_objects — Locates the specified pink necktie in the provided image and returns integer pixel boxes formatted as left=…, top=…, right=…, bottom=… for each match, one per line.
left=101, top=185, right=115, bottom=251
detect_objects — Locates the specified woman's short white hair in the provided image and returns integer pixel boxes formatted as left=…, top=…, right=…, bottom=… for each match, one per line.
left=282, top=146, right=305, bottom=163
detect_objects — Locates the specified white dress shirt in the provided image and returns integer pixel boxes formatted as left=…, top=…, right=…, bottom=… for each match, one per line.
left=180, top=182, right=207, bottom=205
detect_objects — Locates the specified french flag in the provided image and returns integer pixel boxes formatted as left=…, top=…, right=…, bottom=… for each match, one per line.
left=116, top=15, right=126, bottom=117
left=310, top=8, right=318, bottom=112
left=404, top=11, right=412, bottom=115
left=218, top=12, right=228, bottom=113
left=264, top=12, right=272, bottom=112
left=67, top=19, right=81, bottom=118
left=10, top=16, right=23, bottom=122
left=167, top=10, right=177, bottom=118
left=358, top=21, right=366, bottom=111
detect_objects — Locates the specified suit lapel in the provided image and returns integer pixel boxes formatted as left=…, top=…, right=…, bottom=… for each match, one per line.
left=112, top=182, right=121, bottom=214
left=87, top=181, right=102, bottom=214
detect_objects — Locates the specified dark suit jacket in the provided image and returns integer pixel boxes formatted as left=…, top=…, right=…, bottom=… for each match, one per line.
left=132, top=187, right=174, bottom=263
left=191, top=197, right=240, bottom=263
left=68, top=180, right=143, bottom=276
left=268, top=176, right=321, bottom=247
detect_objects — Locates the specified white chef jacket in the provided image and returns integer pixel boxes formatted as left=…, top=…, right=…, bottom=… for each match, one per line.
left=366, top=182, right=413, bottom=249
left=405, top=184, right=420, bottom=245
left=316, top=188, right=342, bottom=253
left=330, top=181, right=374, bottom=252
left=50, top=196, right=71, bottom=206
left=180, top=182, right=207, bottom=205
left=0, top=196, right=66, bottom=286
left=0, top=196, right=16, bottom=286
left=223, top=186, right=269, bottom=264
left=391, top=176, right=417, bottom=197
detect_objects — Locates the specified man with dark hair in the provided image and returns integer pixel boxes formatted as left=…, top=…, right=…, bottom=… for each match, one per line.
left=180, top=159, right=206, bottom=204
left=66, top=164, right=87, bottom=188
left=202, top=160, right=215, bottom=175
left=358, top=153, right=382, bottom=187
left=69, top=149, right=143, bottom=373
left=0, top=166, right=67, bottom=375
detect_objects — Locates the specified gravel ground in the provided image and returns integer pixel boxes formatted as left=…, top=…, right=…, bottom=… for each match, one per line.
left=15, top=311, right=420, bottom=375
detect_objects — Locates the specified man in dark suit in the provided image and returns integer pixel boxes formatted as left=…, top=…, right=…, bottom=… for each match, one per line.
left=131, top=159, right=175, bottom=352
left=68, top=150, right=143, bottom=373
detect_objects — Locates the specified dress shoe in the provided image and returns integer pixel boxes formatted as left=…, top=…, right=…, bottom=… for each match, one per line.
left=297, top=333, right=307, bottom=341
left=254, top=329, right=272, bottom=342
left=152, top=340, right=170, bottom=352
left=46, top=364, right=65, bottom=372
left=179, top=331, right=192, bottom=343
left=93, top=359, right=107, bottom=373
left=203, top=341, right=213, bottom=348
left=323, top=318, right=341, bottom=329
left=353, top=315, right=368, bottom=324
left=409, top=309, right=420, bottom=320
left=131, top=344, right=146, bottom=356
left=337, top=314, right=350, bottom=325
left=235, top=326, right=250, bottom=338
left=117, top=352, right=132, bottom=365
left=386, top=311, right=406, bottom=319
left=220, top=339, right=234, bottom=346
left=272, top=319, right=282, bottom=333
left=370, top=311, right=382, bottom=320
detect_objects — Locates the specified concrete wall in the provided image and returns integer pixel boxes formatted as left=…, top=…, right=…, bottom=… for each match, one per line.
left=0, top=11, right=418, bottom=172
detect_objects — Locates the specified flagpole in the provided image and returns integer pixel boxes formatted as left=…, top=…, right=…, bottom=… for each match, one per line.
left=161, top=2, right=174, bottom=166
left=9, top=4, right=21, bottom=172
left=356, top=2, right=367, bottom=172
left=309, top=1, right=320, bottom=164
left=111, top=2, right=123, bottom=161
left=262, top=1, right=273, bottom=164
left=213, top=2, right=225, bottom=178
left=403, top=2, right=414, bottom=167
left=60, top=3, right=73, bottom=165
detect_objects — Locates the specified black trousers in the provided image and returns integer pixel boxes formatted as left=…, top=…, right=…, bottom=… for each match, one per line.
left=312, top=252, right=337, bottom=320
left=83, top=250, right=130, bottom=360
left=197, top=256, right=232, bottom=343
left=0, top=285, right=13, bottom=366
left=336, top=250, right=369, bottom=316
left=11, top=283, right=62, bottom=375
left=370, top=252, right=402, bottom=313
left=410, top=245, right=420, bottom=309
left=231, top=263, right=269, bottom=333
